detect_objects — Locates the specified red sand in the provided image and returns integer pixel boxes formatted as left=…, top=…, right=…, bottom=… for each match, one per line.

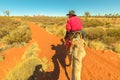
left=0, top=22, right=120, bottom=80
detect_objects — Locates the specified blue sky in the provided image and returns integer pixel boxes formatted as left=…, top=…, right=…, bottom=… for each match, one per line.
left=0, top=0, right=120, bottom=16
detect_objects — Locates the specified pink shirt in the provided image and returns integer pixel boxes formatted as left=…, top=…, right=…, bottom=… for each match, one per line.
left=66, top=16, right=83, bottom=32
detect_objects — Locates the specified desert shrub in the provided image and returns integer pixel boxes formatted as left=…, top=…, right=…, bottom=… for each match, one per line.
left=84, top=27, right=105, bottom=40
left=106, top=28, right=120, bottom=38
left=46, top=24, right=57, bottom=34
left=53, top=25, right=66, bottom=37
left=105, top=22, right=111, bottom=28
left=22, top=43, right=39, bottom=60
left=84, top=27, right=120, bottom=44
left=46, top=24, right=66, bottom=37
left=103, top=36, right=117, bottom=44
left=0, top=16, right=21, bottom=27
left=82, top=19, right=104, bottom=27
left=88, top=41, right=106, bottom=50
left=20, top=16, right=66, bottom=27
left=56, top=27, right=66, bottom=37
left=113, top=44, right=120, bottom=54
left=5, top=56, right=50, bottom=80
left=0, top=16, right=21, bottom=38
left=2, top=26, right=32, bottom=44
left=103, top=28, right=120, bottom=44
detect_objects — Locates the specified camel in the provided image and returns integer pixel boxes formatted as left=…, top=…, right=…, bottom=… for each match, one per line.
left=66, top=34, right=86, bottom=80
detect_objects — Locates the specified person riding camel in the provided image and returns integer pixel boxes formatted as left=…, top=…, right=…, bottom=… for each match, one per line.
left=65, top=10, right=83, bottom=40
left=64, top=10, right=85, bottom=53
left=65, top=10, right=86, bottom=80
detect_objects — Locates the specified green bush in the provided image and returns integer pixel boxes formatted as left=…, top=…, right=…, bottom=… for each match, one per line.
left=88, top=41, right=106, bottom=50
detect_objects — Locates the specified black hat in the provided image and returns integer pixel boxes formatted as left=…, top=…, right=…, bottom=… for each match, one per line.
left=66, top=10, right=76, bottom=16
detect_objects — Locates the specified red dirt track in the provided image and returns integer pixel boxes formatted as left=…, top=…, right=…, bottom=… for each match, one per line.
left=0, top=23, right=120, bottom=80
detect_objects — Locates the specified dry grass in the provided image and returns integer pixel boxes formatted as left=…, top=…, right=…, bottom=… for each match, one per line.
left=114, top=44, right=120, bottom=54
left=5, top=43, right=51, bottom=80
left=88, top=41, right=106, bottom=50
left=21, top=43, right=40, bottom=60
left=5, top=56, right=50, bottom=80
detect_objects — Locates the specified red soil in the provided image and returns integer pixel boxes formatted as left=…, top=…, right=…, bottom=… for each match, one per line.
left=0, top=22, right=120, bottom=80
left=0, top=44, right=30, bottom=79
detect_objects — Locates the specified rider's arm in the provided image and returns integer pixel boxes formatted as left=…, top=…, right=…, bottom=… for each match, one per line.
left=66, top=20, right=71, bottom=32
